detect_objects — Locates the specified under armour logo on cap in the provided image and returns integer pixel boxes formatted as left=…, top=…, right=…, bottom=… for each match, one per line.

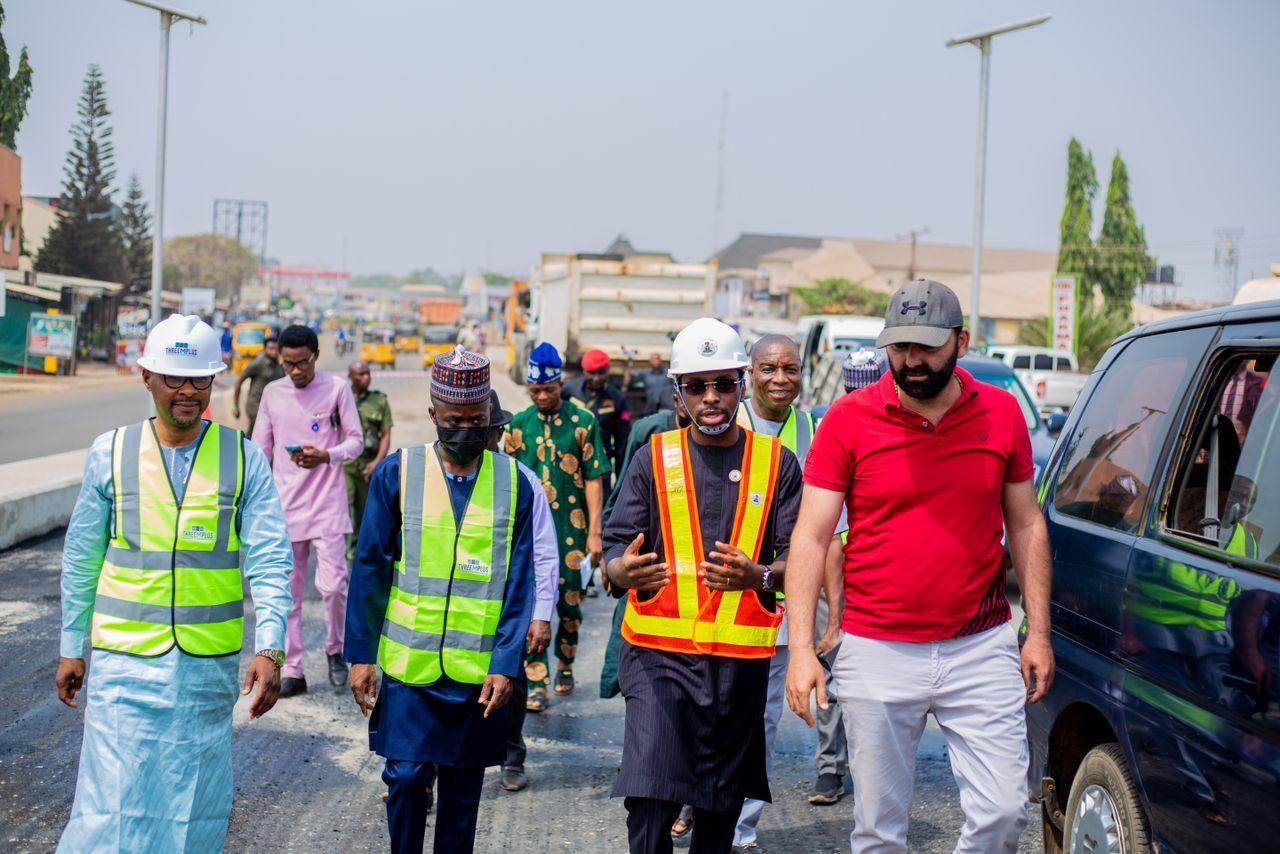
left=900, top=300, right=928, bottom=316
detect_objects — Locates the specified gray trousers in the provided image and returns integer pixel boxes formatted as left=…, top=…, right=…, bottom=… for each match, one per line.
left=814, top=594, right=848, bottom=779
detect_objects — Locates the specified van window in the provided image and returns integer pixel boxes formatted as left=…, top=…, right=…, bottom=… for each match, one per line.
left=1051, top=329, right=1213, bottom=532
left=809, top=359, right=835, bottom=407
left=1165, top=352, right=1280, bottom=565
left=1012, top=355, right=1031, bottom=370
left=1034, top=354, right=1053, bottom=370
left=1054, top=357, right=1072, bottom=371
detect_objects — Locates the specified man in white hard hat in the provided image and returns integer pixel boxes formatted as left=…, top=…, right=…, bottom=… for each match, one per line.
left=603, top=317, right=803, bottom=853
left=55, top=314, right=293, bottom=852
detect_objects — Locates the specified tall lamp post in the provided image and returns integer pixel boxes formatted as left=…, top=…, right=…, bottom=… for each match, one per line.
left=947, top=14, right=1049, bottom=341
left=123, top=1, right=207, bottom=329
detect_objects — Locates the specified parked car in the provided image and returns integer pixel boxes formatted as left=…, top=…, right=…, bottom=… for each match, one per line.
left=1029, top=300, right=1280, bottom=853
left=987, top=345, right=1089, bottom=416
left=806, top=350, right=1060, bottom=484
left=796, top=314, right=885, bottom=390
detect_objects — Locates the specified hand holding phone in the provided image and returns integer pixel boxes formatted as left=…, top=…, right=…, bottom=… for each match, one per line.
left=284, top=443, right=304, bottom=454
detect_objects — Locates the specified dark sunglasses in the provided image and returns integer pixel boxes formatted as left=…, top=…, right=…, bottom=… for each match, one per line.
left=678, top=377, right=740, bottom=396
left=160, top=374, right=214, bottom=391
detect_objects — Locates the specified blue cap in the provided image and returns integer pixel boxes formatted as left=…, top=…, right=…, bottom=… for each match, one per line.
left=527, top=342, right=563, bottom=385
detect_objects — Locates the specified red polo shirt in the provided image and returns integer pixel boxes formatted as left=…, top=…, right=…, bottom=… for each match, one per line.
left=804, top=367, right=1034, bottom=642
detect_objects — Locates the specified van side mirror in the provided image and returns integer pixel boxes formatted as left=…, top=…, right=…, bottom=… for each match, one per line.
left=1046, top=412, right=1068, bottom=435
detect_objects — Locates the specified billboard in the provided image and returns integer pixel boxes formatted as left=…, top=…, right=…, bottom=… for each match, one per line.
left=181, top=287, right=216, bottom=317
left=1050, top=274, right=1080, bottom=356
left=27, top=312, right=76, bottom=359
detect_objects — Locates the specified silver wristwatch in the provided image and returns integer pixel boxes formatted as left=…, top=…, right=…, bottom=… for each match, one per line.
left=760, top=565, right=777, bottom=592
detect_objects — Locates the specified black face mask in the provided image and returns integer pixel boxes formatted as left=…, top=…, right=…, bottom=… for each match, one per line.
left=436, top=426, right=489, bottom=464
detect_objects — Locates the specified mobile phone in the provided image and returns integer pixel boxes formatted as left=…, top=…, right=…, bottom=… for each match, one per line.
left=284, top=443, right=304, bottom=454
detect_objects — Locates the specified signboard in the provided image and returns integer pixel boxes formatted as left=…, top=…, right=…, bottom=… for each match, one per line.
left=117, top=306, right=150, bottom=339
left=240, top=283, right=270, bottom=309
left=27, top=312, right=76, bottom=358
left=116, top=338, right=145, bottom=373
left=1050, top=274, right=1080, bottom=356
left=181, top=287, right=216, bottom=317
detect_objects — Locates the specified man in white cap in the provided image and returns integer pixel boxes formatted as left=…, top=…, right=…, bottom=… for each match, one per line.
left=55, top=314, right=293, bottom=852
left=604, top=317, right=802, bottom=853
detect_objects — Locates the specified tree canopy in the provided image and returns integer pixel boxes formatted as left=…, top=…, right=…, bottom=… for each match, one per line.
left=792, top=278, right=889, bottom=316
left=0, top=2, right=33, bottom=151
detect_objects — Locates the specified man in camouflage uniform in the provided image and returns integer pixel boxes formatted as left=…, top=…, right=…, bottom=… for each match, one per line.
left=345, top=360, right=394, bottom=562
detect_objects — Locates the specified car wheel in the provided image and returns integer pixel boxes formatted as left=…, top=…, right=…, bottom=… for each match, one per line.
left=1062, top=743, right=1151, bottom=854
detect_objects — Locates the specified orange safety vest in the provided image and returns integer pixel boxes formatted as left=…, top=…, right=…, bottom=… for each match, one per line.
left=621, top=427, right=784, bottom=659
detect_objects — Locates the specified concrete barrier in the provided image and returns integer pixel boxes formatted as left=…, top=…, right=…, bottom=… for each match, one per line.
left=0, top=449, right=86, bottom=551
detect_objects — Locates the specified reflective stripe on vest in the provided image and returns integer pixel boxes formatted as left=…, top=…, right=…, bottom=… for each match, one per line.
left=92, top=420, right=245, bottom=657
left=736, top=402, right=813, bottom=466
left=621, top=427, right=784, bottom=659
left=378, top=445, right=517, bottom=685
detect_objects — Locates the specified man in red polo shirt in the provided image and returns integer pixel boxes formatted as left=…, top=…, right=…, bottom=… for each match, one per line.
left=784, top=279, right=1054, bottom=853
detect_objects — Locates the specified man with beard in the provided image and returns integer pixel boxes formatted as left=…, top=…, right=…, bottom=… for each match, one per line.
left=232, top=335, right=284, bottom=438
left=785, top=280, right=1054, bottom=853
left=345, top=348, right=536, bottom=854
left=604, top=317, right=802, bottom=853
left=56, top=314, right=292, bottom=852
left=253, top=324, right=364, bottom=695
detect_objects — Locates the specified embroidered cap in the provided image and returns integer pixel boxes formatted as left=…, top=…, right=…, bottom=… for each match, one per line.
left=527, top=342, right=563, bottom=385
left=842, top=349, right=887, bottom=393
left=430, top=346, right=491, bottom=404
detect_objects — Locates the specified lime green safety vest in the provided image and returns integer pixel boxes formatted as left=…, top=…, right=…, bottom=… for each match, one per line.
left=379, top=445, right=518, bottom=685
left=736, top=402, right=815, bottom=465
left=1131, top=561, right=1243, bottom=632
left=93, top=421, right=246, bottom=657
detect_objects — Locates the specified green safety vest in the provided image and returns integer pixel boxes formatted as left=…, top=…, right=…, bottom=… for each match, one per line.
left=93, top=421, right=246, bottom=657
left=379, top=445, right=518, bottom=685
left=1130, top=558, right=1244, bottom=632
left=736, top=402, right=815, bottom=465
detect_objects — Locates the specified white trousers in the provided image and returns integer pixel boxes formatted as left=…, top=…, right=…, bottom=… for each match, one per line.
left=832, top=622, right=1029, bottom=854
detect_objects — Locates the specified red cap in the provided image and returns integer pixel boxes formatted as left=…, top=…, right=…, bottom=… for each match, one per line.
left=582, top=349, right=610, bottom=373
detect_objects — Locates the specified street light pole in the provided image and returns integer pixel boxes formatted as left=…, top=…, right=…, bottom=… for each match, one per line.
left=947, top=14, right=1050, bottom=342
left=123, top=1, right=207, bottom=328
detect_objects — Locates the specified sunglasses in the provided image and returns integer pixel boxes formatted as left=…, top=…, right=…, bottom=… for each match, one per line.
left=160, top=374, right=214, bottom=390
left=678, top=377, right=741, bottom=396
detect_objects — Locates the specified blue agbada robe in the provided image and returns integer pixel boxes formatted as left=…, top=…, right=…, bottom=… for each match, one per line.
left=58, top=423, right=293, bottom=854
left=344, top=448, right=535, bottom=766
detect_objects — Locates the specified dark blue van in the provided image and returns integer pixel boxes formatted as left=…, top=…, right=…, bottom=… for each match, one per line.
left=1029, top=301, right=1280, bottom=852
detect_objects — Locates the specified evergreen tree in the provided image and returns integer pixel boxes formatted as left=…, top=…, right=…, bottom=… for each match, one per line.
left=0, top=2, right=34, bottom=150
left=1055, top=137, right=1098, bottom=289
left=35, top=64, right=125, bottom=282
left=117, top=173, right=152, bottom=295
left=1095, top=152, right=1151, bottom=314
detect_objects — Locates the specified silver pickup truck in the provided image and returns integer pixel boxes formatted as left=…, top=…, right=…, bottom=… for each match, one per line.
left=985, top=345, right=1089, bottom=415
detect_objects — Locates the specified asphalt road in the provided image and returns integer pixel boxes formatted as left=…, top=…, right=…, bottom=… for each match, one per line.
left=0, top=523, right=1043, bottom=853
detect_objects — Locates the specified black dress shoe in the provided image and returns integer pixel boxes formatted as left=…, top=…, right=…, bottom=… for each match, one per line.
left=279, top=676, right=308, bottom=697
left=328, top=653, right=348, bottom=687
left=500, top=766, right=528, bottom=791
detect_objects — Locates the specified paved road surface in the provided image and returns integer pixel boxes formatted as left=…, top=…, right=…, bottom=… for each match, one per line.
left=0, top=524, right=1043, bottom=852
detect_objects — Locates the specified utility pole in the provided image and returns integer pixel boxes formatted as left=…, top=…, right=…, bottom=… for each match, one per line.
left=895, top=226, right=931, bottom=281
left=712, top=90, right=728, bottom=260
left=123, top=1, right=207, bottom=329
left=947, top=14, right=1050, bottom=339
left=1214, top=227, right=1244, bottom=303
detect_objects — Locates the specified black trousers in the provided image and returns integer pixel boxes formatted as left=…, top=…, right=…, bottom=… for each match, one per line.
left=383, top=759, right=484, bottom=854
left=623, top=797, right=737, bottom=854
left=505, top=671, right=528, bottom=769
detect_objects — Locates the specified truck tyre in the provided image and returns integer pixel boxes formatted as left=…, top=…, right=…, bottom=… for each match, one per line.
left=1061, top=743, right=1150, bottom=854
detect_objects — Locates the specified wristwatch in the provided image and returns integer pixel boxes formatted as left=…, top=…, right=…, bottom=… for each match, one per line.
left=760, top=565, right=777, bottom=592
left=255, top=648, right=284, bottom=668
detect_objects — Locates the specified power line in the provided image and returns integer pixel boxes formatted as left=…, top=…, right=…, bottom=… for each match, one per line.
left=1215, top=227, right=1245, bottom=302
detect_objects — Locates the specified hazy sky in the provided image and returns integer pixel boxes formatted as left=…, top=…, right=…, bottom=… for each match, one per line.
left=10, top=0, right=1279, bottom=299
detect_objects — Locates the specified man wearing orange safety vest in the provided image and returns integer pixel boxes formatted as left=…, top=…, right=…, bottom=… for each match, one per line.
left=603, top=318, right=803, bottom=854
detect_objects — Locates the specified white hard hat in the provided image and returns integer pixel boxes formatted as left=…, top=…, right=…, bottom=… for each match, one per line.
left=667, top=317, right=749, bottom=378
left=137, top=314, right=227, bottom=377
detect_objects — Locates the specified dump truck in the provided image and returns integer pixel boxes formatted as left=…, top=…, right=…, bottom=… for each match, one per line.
left=526, top=252, right=715, bottom=370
